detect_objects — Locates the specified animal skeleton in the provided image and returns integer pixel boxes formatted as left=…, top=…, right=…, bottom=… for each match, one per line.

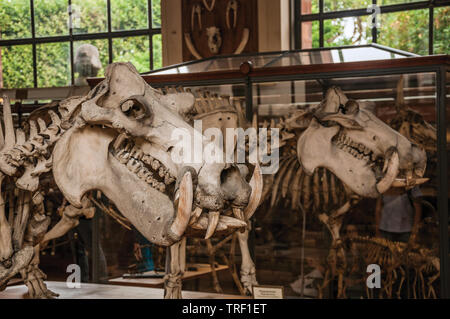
left=345, top=234, right=440, bottom=299
left=262, top=86, right=428, bottom=298
left=0, top=62, right=263, bottom=298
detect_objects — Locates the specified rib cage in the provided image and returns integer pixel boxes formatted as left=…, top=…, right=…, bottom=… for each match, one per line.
left=269, top=154, right=352, bottom=214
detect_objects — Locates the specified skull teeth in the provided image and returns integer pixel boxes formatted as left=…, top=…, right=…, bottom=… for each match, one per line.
left=334, top=132, right=375, bottom=165
left=112, top=137, right=176, bottom=194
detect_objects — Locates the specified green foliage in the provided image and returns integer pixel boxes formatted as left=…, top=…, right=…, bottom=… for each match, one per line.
left=113, top=36, right=149, bottom=73
left=0, top=0, right=31, bottom=39
left=0, top=0, right=162, bottom=89
left=307, top=2, right=449, bottom=55
left=379, top=9, right=429, bottom=55
left=434, top=6, right=450, bottom=54
left=1, top=45, right=33, bottom=88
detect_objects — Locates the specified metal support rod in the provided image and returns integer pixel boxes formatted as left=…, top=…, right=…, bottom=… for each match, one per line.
left=436, top=66, right=449, bottom=298
left=91, top=204, right=100, bottom=283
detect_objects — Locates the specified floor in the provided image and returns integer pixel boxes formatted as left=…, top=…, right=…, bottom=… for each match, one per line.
left=0, top=281, right=249, bottom=299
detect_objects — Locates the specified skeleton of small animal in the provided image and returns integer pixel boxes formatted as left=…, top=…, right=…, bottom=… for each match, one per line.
left=344, top=234, right=440, bottom=299
left=0, top=62, right=263, bottom=298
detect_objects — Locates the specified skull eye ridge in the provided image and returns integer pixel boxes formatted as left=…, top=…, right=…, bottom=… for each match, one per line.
left=120, top=96, right=152, bottom=121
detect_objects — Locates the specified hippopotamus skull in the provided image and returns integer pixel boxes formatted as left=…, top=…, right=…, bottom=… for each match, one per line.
left=297, top=87, right=427, bottom=198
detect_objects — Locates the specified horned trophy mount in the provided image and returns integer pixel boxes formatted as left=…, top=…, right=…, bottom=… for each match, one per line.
left=182, top=0, right=258, bottom=61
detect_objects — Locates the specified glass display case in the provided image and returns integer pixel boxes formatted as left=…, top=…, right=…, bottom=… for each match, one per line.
left=87, top=44, right=449, bottom=299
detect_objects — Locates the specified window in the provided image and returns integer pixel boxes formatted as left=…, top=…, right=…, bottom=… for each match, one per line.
left=294, top=0, right=450, bottom=55
left=0, top=0, right=162, bottom=89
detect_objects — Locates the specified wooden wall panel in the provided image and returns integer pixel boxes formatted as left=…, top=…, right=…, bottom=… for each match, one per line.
left=181, top=0, right=258, bottom=61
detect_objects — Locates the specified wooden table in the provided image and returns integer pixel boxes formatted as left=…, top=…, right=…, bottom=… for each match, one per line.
left=108, top=263, right=229, bottom=288
left=0, top=281, right=247, bottom=299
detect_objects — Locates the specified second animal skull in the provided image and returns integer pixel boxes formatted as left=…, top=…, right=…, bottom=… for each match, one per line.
left=206, top=26, right=222, bottom=54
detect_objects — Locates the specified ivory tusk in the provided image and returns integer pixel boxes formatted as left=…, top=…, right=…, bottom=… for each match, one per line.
left=243, top=161, right=263, bottom=220
left=205, top=211, right=220, bottom=239
left=184, top=33, right=203, bottom=60
left=376, top=149, right=399, bottom=194
left=232, top=207, right=245, bottom=220
left=189, top=206, right=203, bottom=225
left=391, top=177, right=429, bottom=188
left=234, top=28, right=249, bottom=54
left=169, top=172, right=193, bottom=240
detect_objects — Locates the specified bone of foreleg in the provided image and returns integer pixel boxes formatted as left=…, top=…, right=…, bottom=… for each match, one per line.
left=2, top=95, right=15, bottom=150
left=237, top=228, right=258, bottom=294
left=12, top=192, right=31, bottom=250
left=0, top=176, right=13, bottom=264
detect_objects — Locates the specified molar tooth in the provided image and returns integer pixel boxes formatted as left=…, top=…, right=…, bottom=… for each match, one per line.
left=142, top=154, right=153, bottom=164
left=138, top=168, right=148, bottom=179
left=146, top=175, right=155, bottom=185
left=157, top=183, right=166, bottom=192
left=127, top=159, right=141, bottom=173
left=164, top=174, right=175, bottom=185
left=151, top=159, right=161, bottom=170
left=124, top=143, right=133, bottom=152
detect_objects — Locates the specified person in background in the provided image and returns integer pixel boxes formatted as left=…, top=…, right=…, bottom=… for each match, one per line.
left=133, top=228, right=155, bottom=273
left=375, top=186, right=422, bottom=243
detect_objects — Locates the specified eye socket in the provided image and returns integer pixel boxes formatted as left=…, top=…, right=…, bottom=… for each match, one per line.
left=120, top=95, right=153, bottom=121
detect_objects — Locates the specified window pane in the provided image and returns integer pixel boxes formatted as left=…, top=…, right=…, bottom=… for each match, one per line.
left=71, top=0, right=107, bottom=34
left=73, top=39, right=109, bottom=83
left=151, top=0, right=161, bottom=28
left=112, top=36, right=149, bottom=73
left=37, top=42, right=71, bottom=87
left=301, top=21, right=320, bottom=49
left=1, top=45, right=33, bottom=88
left=379, top=9, right=429, bottom=55
left=324, top=0, right=370, bottom=12
left=152, top=34, right=162, bottom=69
left=35, top=0, right=69, bottom=37
left=301, top=0, right=319, bottom=14
left=0, top=0, right=31, bottom=39
left=324, top=16, right=371, bottom=47
left=434, top=6, right=450, bottom=54
left=111, top=0, right=148, bottom=31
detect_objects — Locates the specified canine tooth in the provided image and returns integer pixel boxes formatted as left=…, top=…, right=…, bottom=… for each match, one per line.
left=205, top=211, right=220, bottom=239
left=232, top=207, right=245, bottom=220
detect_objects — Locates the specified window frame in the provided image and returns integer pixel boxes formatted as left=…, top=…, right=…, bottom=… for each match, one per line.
left=293, top=0, right=450, bottom=54
left=0, top=0, right=162, bottom=88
